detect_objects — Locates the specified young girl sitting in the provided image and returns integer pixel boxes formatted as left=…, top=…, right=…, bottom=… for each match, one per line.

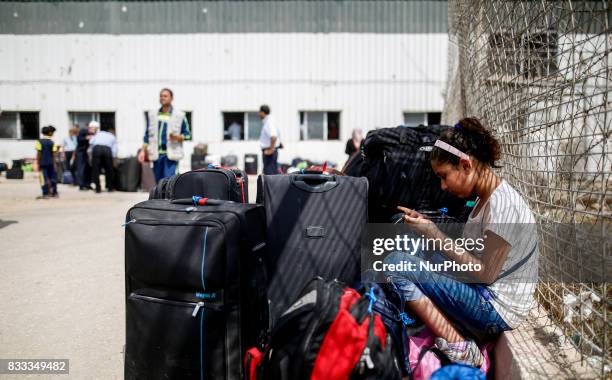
left=385, top=117, right=538, bottom=367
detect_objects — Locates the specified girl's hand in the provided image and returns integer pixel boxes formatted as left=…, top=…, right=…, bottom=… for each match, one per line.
left=397, top=206, right=439, bottom=238
left=397, top=206, right=431, bottom=224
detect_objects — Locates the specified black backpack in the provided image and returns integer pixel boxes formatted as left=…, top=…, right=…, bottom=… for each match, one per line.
left=342, top=151, right=364, bottom=177
left=244, top=278, right=402, bottom=380
left=148, top=166, right=248, bottom=202
left=361, top=125, right=472, bottom=223
left=148, top=177, right=170, bottom=199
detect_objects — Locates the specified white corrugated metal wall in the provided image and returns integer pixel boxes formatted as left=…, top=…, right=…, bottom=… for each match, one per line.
left=0, top=0, right=449, bottom=170
left=0, top=33, right=448, bottom=170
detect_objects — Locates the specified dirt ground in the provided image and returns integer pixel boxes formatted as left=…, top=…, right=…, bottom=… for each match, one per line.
left=0, top=175, right=147, bottom=379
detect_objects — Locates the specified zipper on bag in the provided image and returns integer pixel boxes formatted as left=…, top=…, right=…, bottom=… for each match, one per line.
left=125, top=218, right=224, bottom=229
left=129, top=293, right=221, bottom=315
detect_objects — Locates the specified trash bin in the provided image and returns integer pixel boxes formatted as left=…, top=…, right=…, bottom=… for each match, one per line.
left=244, top=153, right=258, bottom=175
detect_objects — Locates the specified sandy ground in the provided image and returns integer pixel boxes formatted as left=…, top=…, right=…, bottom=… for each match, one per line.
left=0, top=173, right=258, bottom=379
left=0, top=174, right=149, bottom=379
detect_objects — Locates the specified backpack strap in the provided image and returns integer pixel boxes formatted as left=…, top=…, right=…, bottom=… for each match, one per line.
left=496, top=243, right=537, bottom=281
left=417, top=346, right=453, bottom=368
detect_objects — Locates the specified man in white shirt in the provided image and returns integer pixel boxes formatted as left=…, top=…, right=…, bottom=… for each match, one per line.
left=62, top=124, right=79, bottom=184
left=89, top=121, right=118, bottom=193
left=227, top=122, right=242, bottom=141
left=258, top=104, right=281, bottom=175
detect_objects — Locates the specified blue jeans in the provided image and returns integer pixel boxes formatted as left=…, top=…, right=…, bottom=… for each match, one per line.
left=384, top=252, right=510, bottom=339
left=262, top=149, right=278, bottom=175
left=153, top=154, right=177, bottom=183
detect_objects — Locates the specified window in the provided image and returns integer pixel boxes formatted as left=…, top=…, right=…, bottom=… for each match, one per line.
left=299, top=111, right=340, bottom=140
left=522, top=30, right=558, bottom=78
left=143, top=110, right=193, bottom=140
left=487, top=31, right=522, bottom=78
left=69, top=112, right=115, bottom=131
left=488, top=30, right=558, bottom=79
left=403, top=112, right=442, bottom=127
left=222, top=112, right=262, bottom=141
left=0, top=111, right=39, bottom=139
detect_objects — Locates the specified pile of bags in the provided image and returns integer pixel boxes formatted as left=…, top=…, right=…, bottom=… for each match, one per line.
left=123, top=125, right=488, bottom=380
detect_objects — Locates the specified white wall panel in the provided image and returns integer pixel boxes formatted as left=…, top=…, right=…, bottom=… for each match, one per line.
left=0, top=33, right=447, bottom=169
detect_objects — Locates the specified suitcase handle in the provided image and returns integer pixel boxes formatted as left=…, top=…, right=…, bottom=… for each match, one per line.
left=171, top=197, right=231, bottom=206
left=290, top=174, right=339, bottom=193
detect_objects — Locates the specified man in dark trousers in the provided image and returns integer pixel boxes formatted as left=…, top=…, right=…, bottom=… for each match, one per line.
left=35, top=125, right=59, bottom=199
left=258, top=105, right=281, bottom=175
left=75, top=123, right=92, bottom=190
left=89, top=122, right=118, bottom=193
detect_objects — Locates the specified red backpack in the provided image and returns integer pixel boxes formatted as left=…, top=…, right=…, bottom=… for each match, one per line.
left=244, top=278, right=402, bottom=380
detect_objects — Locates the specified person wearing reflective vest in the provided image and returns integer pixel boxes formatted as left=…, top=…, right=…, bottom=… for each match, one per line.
left=139, top=88, right=191, bottom=183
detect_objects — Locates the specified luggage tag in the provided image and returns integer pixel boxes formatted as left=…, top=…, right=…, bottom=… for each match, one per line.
left=304, top=226, right=325, bottom=238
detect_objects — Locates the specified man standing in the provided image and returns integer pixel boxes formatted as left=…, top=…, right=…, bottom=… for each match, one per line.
left=75, top=123, right=93, bottom=190
left=139, top=88, right=191, bottom=183
left=258, top=105, right=280, bottom=175
left=89, top=122, right=118, bottom=193
left=62, top=124, right=78, bottom=184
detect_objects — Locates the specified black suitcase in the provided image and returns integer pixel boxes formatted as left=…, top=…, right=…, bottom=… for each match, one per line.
left=256, top=173, right=368, bottom=326
left=6, top=159, right=24, bottom=179
left=115, top=157, right=141, bottom=192
left=150, top=167, right=249, bottom=203
left=124, top=199, right=268, bottom=380
left=6, top=167, right=24, bottom=179
left=341, top=151, right=363, bottom=177
left=361, top=125, right=472, bottom=223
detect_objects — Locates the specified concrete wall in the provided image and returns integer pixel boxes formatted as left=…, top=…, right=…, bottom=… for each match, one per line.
left=0, top=33, right=448, bottom=170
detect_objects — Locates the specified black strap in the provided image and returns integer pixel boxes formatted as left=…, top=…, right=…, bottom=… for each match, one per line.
left=496, top=243, right=537, bottom=281
left=417, top=346, right=452, bottom=367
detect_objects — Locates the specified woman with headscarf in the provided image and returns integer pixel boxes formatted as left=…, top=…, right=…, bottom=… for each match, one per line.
left=345, top=128, right=363, bottom=156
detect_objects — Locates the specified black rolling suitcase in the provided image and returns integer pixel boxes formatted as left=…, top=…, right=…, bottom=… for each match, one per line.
left=6, top=159, right=24, bottom=179
left=115, top=157, right=141, bottom=192
left=256, top=173, right=368, bottom=326
left=361, top=125, right=472, bottom=223
left=149, top=166, right=248, bottom=203
left=124, top=199, right=268, bottom=380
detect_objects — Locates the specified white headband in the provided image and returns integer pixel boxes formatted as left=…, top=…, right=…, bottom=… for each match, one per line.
left=434, top=140, right=470, bottom=160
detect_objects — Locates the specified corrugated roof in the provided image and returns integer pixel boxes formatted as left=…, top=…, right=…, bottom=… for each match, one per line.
left=0, top=1, right=449, bottom=34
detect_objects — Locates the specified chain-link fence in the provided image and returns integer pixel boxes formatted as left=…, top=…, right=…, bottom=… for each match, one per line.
left=443, top=0, right=610, bottom=376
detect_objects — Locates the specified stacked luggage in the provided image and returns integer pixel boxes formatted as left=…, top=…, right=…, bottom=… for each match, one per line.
left=257, top=172, right=368, bottom=325
left=124, top=125, right=481, bottom=379
left=351, top=125, right=474, bottom=222
left=125, top=167, right=265, bottom=380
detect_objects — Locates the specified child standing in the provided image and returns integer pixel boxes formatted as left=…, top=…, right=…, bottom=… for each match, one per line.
left=35, top=125, right=59, bottom=199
